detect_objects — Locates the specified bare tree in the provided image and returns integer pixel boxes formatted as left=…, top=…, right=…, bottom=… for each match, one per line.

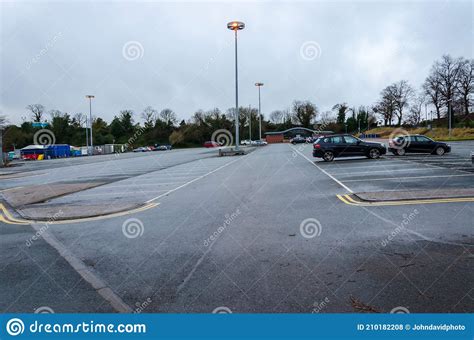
left=49, top=109, right=63, bottom=120
left=406, top=93, right=425, bottom=126
left=26, top=104, right=45, bottom=122
left=269, top=110, right=284, bottom=124
left=192, top=110, right=205, bottom=125
left=291, top=100, right=318, bottom=128
left=159, top=108, right=178, bottom=126
left=457, top=58, right=474, bottom=116
left=332, top=103, right=350, bottom=125
left=433, top=55, right=463, bottom=114
left=391, top=80, right=414, bottom=126
left=374, top=86, right=396, bottom=126
left=73, top=113, right=86, bottom=127
left=0, top=115, right=7, bottom=128
left=423, top=73, right=443, bottom=120
left=141, top=106, right=158, bottom=128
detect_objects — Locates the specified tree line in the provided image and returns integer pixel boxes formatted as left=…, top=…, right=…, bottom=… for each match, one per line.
left=2, top=54, right=472, bottom=151
left=373, top=55, right=473, bottom=126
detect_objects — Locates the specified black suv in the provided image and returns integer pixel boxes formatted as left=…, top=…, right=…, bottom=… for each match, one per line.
left=312, top=134, right=386, bottom=161
left=388, top=135, right=451, bottom=156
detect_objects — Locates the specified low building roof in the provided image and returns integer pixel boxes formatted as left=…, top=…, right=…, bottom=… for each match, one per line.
left=21, top=144, right=48, bottom=150
left=265, top=127, right=334, bottom=135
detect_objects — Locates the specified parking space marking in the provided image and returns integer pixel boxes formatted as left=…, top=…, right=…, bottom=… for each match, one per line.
left=146, top=156, right=244, bottom=203
left=30, top=222, right=133, bottom=313
left=341, top=173, right=474, bottom=182
left=337, top=194, right=474, bottom=206
left=329, top=167, right=453, bottom=175
left=291, top=146, right=354, bottom=193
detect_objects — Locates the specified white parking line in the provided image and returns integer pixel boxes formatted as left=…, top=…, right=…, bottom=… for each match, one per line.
left=104, top=182, right=186, bottom=188
left=291, top=146, right=354, bottom=193
left=342, top=173, right=474, bottom=182
left=330, top=167, right=454, bottom=175
left=146, top=156, right=244, bottom=203
left=31, top=223, right=132, bottom=312
left=412, top=159, right=470, bottom=163
left=317, top=163, right=421, bottom=170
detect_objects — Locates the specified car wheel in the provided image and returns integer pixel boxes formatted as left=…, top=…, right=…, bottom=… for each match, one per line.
left=396, top=148, right=406, bottom=156
left=322, top=151, right=335, bottom=162
left=368, top=148, right=381, bottom=159
left=435, top=146, right=445, bottom=156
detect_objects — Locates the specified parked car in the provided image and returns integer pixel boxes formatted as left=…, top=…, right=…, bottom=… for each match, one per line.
left=306, top=137, right=315, bottom=143
left=252, top=140, right=267, bottom=146
left=290, top=136, right=306, bottom=144
left=7, top=151, right=19, bottom=160
left=133, top=147, right=149, bottom=152
left=154, top=144, right=172, bottom=151
left=312, top=134, right=386, bottom=161
left=203, top=141, right=221, bottom=148
left=388, top=135, right=451, bottom=156
left=241, top=140, right=251, bottom=145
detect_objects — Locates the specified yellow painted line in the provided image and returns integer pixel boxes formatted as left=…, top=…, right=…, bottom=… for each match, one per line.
left=0, top=202, right=159, bottom=225
left=0, top=204, right=31, bottom=223
left=336, top=194, right=358, bottom=206
left=337, top=194, right=474, bottom=207
left=0, top=215, right=29, bottom=225
left=49, top=203, right=159, bottom=225
left=343, top=195, right=364, bottom=204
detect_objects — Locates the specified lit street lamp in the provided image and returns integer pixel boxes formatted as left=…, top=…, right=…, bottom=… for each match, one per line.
left=227, top=21, right=245, bottom=150
left=255, top=82, right=264, bottom=140
left=85, top=95, right=95, bottom=155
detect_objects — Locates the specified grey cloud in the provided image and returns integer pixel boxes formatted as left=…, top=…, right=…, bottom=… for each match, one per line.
left=1, top=0, right=472, bottom=124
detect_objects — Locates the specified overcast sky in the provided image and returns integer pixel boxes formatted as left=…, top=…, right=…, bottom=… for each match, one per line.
left=1, top=0, right=472, bottom=125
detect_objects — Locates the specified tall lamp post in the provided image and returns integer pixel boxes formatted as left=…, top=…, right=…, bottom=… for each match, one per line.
left=85, top=115, right=89, bottom=153
left=447, top=98, right=453, bottom=138
left=85, top=95, right=95, bottom=155
left=227, top=21, right=245, bottom=150
left=255, top=82, right=264, bottom=140
left=248, top=104, right=252, bottom=141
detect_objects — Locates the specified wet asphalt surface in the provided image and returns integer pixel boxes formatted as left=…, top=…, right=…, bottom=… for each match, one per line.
left=1, top=143, right=473, bottom=313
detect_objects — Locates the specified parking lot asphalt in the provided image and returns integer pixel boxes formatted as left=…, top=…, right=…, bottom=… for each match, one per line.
left=1, top=143, right=472, bottom=314
left=293, top=140, right=474, bottom=195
